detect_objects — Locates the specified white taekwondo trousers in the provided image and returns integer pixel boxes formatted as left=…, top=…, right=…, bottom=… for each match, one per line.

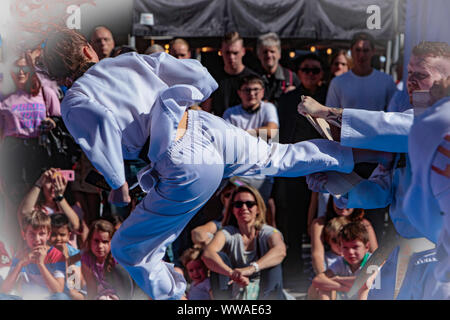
left=61, top=52, right=354, bottom=300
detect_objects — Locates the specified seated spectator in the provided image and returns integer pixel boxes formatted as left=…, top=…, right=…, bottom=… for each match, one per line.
left=81, top=219, right=139, bottom=300
left=309, top=196, right=378, bottom=278
left=223, top=75, right=278, bottom=204
left=0, top=210, right=69, bottom=300
left=50, top=213, right=86, bottom=300
left=18, top=168, right=87, bottom=249
left=307, top=216, right=348, bottom=299
left=180, top=246, right=213, bottom=300
left=202, top=185, right=287, bottom=300
left=310, top=221, right=372, bottom=300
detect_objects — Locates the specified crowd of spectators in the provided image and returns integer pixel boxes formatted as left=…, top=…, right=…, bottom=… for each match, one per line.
left=0, top=25, right=413, bottom=300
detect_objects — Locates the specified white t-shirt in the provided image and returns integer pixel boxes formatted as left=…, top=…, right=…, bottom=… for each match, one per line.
left=326, top=69, right=396, bottom=111
left=222, top=101, right=279, bottom=132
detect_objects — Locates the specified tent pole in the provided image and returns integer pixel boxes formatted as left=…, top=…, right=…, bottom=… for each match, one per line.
left=385, top=39, right=392, bottom=74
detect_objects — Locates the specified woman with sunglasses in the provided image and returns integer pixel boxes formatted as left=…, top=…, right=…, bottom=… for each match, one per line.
left=0, top=52, right=61, bottom=246
left=202, top=185, right=287, bottom=300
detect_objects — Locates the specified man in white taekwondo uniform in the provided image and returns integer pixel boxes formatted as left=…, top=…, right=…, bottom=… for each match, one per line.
left=298, top=41, right=450, bottom=299
left=42, top=29, right=380, bottom=300
left=403, top=77, right=450, bottom=299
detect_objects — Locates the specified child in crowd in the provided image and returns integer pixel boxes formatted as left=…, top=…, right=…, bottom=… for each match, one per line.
left=0, top=210, right=69, bottom=300
left=180, top=246, right=213, bottom=300
left=18, top=168, right=88, bottom=249
left=81, top=219, right=136, bottom=300
left=307, top=216, right=348, bottom=299
left=50, top=213, right=86, bottom=300
left=310, top=221, right=372, bottom=300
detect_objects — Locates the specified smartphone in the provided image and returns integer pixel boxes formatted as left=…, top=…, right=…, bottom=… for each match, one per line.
left=85, top=170, right=111, bottom=191
left=54, top=170, right=75, bottom=181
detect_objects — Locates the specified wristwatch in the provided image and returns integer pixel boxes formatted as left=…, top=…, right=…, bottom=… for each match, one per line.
left=250, top=262, right=260, bottom=273
left=53, top=194, right=64, bottom=202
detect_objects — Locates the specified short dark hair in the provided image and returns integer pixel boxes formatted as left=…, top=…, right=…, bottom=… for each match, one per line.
left=339, top=221, right=369, bottom=245
left=350, top=32, right=375, bottom=50
left=50, top=213, right=74, bottom=232
left=294, top=53, right=325, bottom=71
left=238, top=74, right=264, bottom=90
left=412, top=41, right=450, bottom=58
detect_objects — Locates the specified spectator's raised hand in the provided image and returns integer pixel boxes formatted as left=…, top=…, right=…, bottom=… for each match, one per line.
left=306, top=172, right=328, bottom=192
left=52, top=170, right=68, bottom=197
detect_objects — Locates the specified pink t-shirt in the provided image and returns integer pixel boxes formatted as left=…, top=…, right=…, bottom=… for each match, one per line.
left=0, top=87, right=60, bottom=139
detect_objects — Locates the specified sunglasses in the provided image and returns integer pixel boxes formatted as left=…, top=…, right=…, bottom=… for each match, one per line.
left=12, top=65, right=31, bottom=74
left=232, top=201, right=257, bottom=209
left=299, top=67, right=321, bottom=75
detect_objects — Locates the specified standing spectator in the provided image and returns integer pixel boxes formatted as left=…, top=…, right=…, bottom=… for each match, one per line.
left=326, top=32, right=396, bottom=111
left=169, top=38, right=191, bottom=59
left=0, top=53, right=61, bottom=247
left=256, top=32, right=300, bottom=106
left=0, top=210, right=69, bottom=300
left=309, top=197, right=377, bottom=279
left=329, top=49, right=352, bottom=80
left=208, top=32, right=258, bottom=116
left=180, top=246, right=213, bottom=300
left=90, top=26, right=115, bottom=60
left=223, top=75, right=278, bottom=204
left=202, top=185, right=287, bottom=300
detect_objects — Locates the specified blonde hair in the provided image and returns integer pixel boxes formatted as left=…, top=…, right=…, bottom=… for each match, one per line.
left=224, top=185, right=266, bottom=230
left=21, top=210, right=51, bottom=233
left=180, top=246, right=203, bottom=268
left=324, top=216, right=349, bottom=244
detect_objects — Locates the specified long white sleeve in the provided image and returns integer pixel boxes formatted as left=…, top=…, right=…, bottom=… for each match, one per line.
left=63, top=95, right=125, bottom=189
left=341, top=108, right=413, bottom=152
